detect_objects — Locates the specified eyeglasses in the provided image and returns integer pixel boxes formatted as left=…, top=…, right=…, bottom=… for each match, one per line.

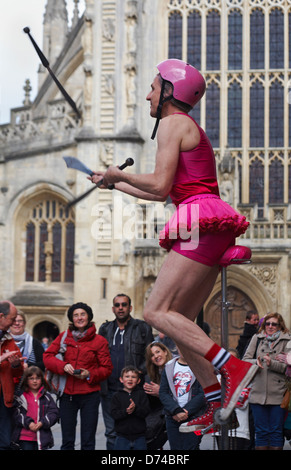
left=265, top=322, right=279, bottom=327
left=114, top=302, right=128, bottom=308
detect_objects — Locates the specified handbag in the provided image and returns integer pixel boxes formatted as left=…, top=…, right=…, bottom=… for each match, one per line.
left=45, top=331, right=67, bottom=397
left=145, top=404, right=167, bottom=450
left=280, top=389, right=290, bottom=410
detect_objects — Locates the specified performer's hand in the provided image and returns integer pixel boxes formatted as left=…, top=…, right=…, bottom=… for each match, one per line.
left=89, top=165, right=124, bottom=188
left=88, top=172, right=106, bottom=187
left=102, top=165, right=124, bottom=185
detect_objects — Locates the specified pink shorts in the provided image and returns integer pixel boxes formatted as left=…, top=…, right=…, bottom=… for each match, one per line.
left=171, top=230, right=235, bottom=267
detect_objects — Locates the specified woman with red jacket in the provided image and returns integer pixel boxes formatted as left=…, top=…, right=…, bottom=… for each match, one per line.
left=43, top=302, right=113, bottom=450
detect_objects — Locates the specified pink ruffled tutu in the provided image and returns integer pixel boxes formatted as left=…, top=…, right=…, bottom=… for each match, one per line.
left=159, top=194, right=249, bottom=253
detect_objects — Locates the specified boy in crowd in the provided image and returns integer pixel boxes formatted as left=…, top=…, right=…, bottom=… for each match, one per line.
left=111, top=366, right=150, bottom=450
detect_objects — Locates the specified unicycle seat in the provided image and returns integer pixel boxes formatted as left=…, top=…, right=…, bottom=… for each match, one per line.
left=218, top=245, right=252, bottom=268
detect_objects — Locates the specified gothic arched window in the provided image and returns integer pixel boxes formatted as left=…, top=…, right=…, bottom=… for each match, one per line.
left=250, top=9, right=265, bottom=69
left=269, top=158, right=284, bottom=204
left=206, top=10, right=220, bottom=70
left=269, top=79, right=284, bottom=148
left=228, top=10, right=243, bottom=70
left=206, top=81, right=220, bottom=147
left=228, top=81, right=242, bottom=147
left=39, top=222, right=48, bottom=282
left=65, top=222, right=75, bottom=283
left=249, top=158, right=264, bottom=216
left=25, top=222, right=35, bottom=282
left=25, top=198, right=75, bottom=283
left=187, top=10, right=201, bottom=70
left=52, top=222, right=62, bottom=282
left=269, top=8, right=284, bottom=69
left=250, top=80, right=264, bottom=147
left=168, top=11, right=182, bottom=59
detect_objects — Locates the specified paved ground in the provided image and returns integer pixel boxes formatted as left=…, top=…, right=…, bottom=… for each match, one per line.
left=51, top=409, right=291, bottom=451
left=51, top=409, right=216, bottom=450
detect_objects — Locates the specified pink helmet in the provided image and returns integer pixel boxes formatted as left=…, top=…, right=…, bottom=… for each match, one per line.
left=157, top=59, right=206, bottom=108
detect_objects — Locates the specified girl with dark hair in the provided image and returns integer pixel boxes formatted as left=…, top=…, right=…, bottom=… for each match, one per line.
left=12, top=366, right=59, bottom=450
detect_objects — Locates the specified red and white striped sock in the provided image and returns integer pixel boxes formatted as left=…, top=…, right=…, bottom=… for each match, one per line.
left=203, top=383, right=221, bottom=403
left=204, top=343, right=231, bottom=370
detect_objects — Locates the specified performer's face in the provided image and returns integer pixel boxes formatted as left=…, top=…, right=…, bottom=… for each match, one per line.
left=146, top=75, right=161, bottom=118
left=112, top=296, right=132, bottom=324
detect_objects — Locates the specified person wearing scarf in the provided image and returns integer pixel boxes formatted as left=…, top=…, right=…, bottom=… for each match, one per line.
left=243, top=312, right=291, bottom=450
left=9, top=311, right=44, bottom=371
left=43, top=302, right=113, bottom=450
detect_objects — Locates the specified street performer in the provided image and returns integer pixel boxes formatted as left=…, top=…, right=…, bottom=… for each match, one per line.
left=89, top=59, right=258, bottom=431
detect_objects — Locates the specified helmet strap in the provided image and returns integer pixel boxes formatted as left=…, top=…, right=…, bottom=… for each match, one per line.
left=151, top=80, right=173, bottom=140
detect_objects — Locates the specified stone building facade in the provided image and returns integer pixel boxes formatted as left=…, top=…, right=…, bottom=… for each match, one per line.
left=0, top=0, right=290, bottom=349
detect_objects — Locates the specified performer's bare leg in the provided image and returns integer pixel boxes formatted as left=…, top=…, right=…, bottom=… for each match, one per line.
left=143, top=250, right=218, bottom=387
left=144, top=249, right=258, bottom=426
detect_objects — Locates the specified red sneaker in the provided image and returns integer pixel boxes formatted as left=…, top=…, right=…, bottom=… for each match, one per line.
left=219, top=355, right=258, bottom=422
left=179, top=402, right=221, bottom=433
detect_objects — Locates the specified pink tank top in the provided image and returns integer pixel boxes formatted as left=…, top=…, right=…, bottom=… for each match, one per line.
left=170, top=113, right=219, bottom=205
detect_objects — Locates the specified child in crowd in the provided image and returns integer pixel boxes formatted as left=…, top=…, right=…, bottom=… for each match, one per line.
left=12, top=366, right=59, bottom=450
left=159, top=350, right=206, bottom=450
left=111, top=366, right=150, bottom=450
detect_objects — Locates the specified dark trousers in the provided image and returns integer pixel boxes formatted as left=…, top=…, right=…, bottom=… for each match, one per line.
left=251, top=403, right=285, bottom=448
left=59, top=391, right=100, bottom=450
left=0, top=392, right=12, bottom=450
left=166, top=416, right=201, bottom=450
left=100, top=390, right=117, bottom=450
left=114, top=436, right=147, bottom=450
left=19, top=440, right=38, bottom=450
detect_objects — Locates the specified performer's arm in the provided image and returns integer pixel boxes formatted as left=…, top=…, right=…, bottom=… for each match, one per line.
left=90, top=115, right=183, bottom=200
left=113, top=182, right=167, bottom=201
